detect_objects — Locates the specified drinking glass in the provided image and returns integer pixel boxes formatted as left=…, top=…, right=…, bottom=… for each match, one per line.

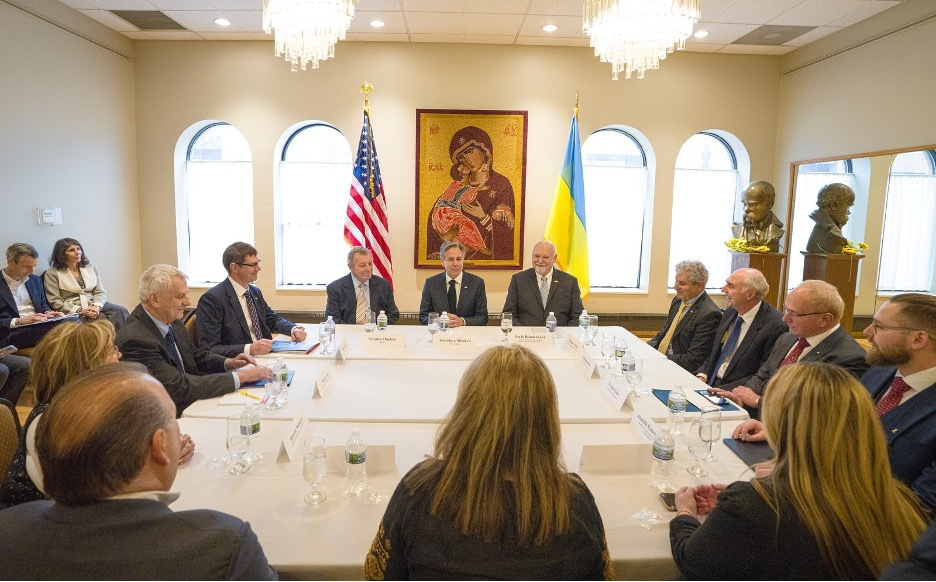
left=700, top=405, right=722, bottom=462
left=427, top=312, right=439, bottom=343
left=613, top=338, right=628, bottom=376
left=264, top=364, right=283, bottom=410
left=586, top=314, right=599, bottom=345
left=303, top=437, right=328, bottom=504
left=600, top=332, right=615, bottom=369
left=364, top=310, right=376, bottom=333
left=318, top=322, right=332, bottom=355
left=686, top=418, right=711, bottom=477
left=226, top=415, right=251, bottom=475
left=500, top=312, right=513, bottom=343
left=627, top=357, right=646, bottom=397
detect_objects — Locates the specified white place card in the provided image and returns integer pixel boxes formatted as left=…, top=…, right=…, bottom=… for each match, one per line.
left=313, top=366, right=335, bottom=399
left=575, top=349, right=600, bottom=379
left=276, top=412, right=308, bottom=463
left=359, top=330, right=405, bottom=352
left=435, top=334, right=476, bottom=350
left=512, top=331, right=552, bottom=344
left=325, top=444, right=396, bottom=474
left=334, top=337, right=350, bottom=362
left=579, top=443, right=653, bottom=473
left=565, top=335, right=584, bottom=355
left=601, top=377, right=633, bottom=411
left=632, top=411, right=661, bottom=444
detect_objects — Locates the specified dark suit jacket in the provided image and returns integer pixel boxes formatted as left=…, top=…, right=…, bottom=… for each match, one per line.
left=0, top=273, right=54, bottom=346
left=863, top=365, right=936, bottom=511
left=196, top=279, right=298, bottom=357
left=418, top=272, right=488, bottom=326
left=0, top=499, right=277, bottom=580
left=325, top=274, right=399, bottom=325
left=116, top=304, right=234, bottom=415
left=696, top=303, right=787, bottom=388
left=647, top=292, right=722, bottom=373
left=746, top=326, right=870, bottom=393
left=882, top=519, right=936, bottom=580
left=502, top=268, right=584, bottom=327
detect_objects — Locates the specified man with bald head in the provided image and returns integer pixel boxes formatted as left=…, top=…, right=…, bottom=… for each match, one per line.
left=0, top=362, right=276, bottom=579
left=502, top=240, right=584, bottom=326
left=696, top=268, right=786, bottom=389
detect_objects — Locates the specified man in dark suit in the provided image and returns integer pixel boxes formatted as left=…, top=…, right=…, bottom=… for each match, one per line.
left=326, top=246, right=399, bottom=325
left=1, top=242, right=67, bottom=350
left=647, top=260, right=721, bottom=372
left=117, top=264, right=266, bottom=416
left=419, top=241, right=488, bottom=326
left=197, top=242, right=306, bottom=358
left=502, top=240, right=584, bottom=327
left=696, top=268, right=786, bottom=388
left=0, top=362, right=277, bottom=580
left=717, top=279, right=868, bottom=412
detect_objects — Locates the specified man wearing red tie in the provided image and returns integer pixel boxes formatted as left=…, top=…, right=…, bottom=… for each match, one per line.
left=735, top=293, right=936, bottom=510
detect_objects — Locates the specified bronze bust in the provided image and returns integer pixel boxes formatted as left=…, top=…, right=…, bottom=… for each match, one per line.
left=805, top=183, right=855, bottom=254
left=731, top=181, right=784, bottom=253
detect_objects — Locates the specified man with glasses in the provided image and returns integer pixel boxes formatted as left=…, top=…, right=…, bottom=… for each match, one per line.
left=197, top=242, right=306, bottom=357
left=712, top=279, right=867, bottom=412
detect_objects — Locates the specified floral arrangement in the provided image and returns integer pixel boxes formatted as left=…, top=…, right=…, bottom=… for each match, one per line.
left=842, top=240, right=869, bottom=255
left=724, top=238, right=771, bottom=254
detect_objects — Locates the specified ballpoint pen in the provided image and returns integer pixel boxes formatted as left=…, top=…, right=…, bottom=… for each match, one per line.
left=305, top=342, right=321, bottom=355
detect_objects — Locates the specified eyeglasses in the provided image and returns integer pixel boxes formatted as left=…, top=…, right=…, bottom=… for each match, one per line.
left=236, top=260, right=262, bottom=268
left=782, top=308, right=826, bottom=318
left=869, top=320, right=929, bottom=335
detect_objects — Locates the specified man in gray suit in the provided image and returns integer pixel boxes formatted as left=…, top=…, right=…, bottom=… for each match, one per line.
left=647, top=260, right=722, bottom=372
left=419, top=241, right=488, bottom=326
left=502, top=240, right=584, bottom=326
left=325, top=247, right=400, bottom=325
left=0, top=362, right=277, bottom=580
left=714, top=279, right=868, bottom=411
left=696, top=268, right=787, bottom=388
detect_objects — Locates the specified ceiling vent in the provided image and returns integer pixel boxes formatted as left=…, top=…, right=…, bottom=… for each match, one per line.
left=732, top=25, right=815, bottom=46
left=109, top=10, right=186, bottom=31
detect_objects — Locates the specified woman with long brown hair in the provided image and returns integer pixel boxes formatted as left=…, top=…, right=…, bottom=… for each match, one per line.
left=365, top=345, right=611, bottom=580
left=670, top=362, right=927, bottom=579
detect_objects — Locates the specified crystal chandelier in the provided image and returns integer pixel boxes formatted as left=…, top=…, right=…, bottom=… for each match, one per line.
left=583, top=0, right=700, bottom=80
left=263, top=0, right=358, bottom=71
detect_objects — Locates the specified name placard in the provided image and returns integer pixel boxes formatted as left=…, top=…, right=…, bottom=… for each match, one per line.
left=359, top=331, right=405, bottom=352
left=334, top=337, right=350, bottom=362
left=576, top=350, right=600, bottom=379
left=313, top=366, right=335, bottom=399
left=277, top=412, right=308, bottom=463
left=601, top=377, right=633, bottom=411
left=565, top=335, right=584, bottom=355
left=632, top=411, right=661, bottom=444
left=512, top=331, right=551, bottom=345
left=436, top=335, right=476, bottom=350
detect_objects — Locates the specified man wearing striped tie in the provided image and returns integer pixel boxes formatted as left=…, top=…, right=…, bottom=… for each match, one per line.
left=502, top=240, right=583, bottom=327
left=325, top=247, right=399, bottom=326
left=734, top=293, right=936, bottom=510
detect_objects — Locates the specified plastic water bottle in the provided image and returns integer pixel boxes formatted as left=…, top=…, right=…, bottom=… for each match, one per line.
left=578, top=309, right=589, bottom=341
left=345, top=429, right=368, bottom=494
left=650, top=428, right=675, bottom=490
left=668, top=384, right=688, bottom=433
left=546, top=311, right=557, bottom=334
left=240, top=404, right=261, bottom=459
left=272, top=357, right=288, bottom=405
left=376, top=310, right=388, bottom=331
left=621, top=350, right=635, bottom=379
left=324, top=316, right=336, bottom=354
left=438, top=311, right=450, bottom=333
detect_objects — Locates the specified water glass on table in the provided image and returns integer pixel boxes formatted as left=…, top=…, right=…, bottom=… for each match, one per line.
left=225, top=415, right=251, bottom=475
left=626, top=356, right=646, bottom=397
left=303, top=437, right=328, bottom=504
left=364, top=310, right=376, bottom=333
left=687, top=418, right=713, bottom=477
left=700, top=405, right=722, bottom=462
left=586, top=314, right=599, bottom=345
left=427, top=312, right=439, bottom=343
left=500, top=312, right=513, bottom=343
left=600, top=332, right=615, bottom=369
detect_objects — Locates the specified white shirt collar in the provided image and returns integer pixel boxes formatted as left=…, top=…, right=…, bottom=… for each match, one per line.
left=803, top=323, right=840, bottom=347
left=898, top=366, right=936, bottom=394
left=228, top=277, right=249, bottom=296
left=2, top=268, right=25, bottom=286
left=447, top=272, right=463, bottom=286
left=536, top=268, right=554, bottom=282
left=739, top=301, right=763, bottom=325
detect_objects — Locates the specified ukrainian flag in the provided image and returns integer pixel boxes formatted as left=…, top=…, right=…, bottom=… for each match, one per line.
left=544, top=114, right=589, bottom=298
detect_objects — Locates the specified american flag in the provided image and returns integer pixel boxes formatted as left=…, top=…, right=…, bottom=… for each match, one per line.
left=344, top=110, right=393, bottom=287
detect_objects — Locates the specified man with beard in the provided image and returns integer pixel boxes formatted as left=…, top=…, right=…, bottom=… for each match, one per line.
left=734, top=293, right=936, bottom=510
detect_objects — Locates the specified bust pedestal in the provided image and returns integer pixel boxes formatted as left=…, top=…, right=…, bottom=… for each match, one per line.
left=729, top=252, right=787, bottom=310
left=801, top=252, right=864, bottom=333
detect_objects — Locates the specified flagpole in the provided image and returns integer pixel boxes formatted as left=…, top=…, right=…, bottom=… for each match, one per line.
left=574, top=90, right=579, bottom=120
left=360, top=82, right=376, bottom=215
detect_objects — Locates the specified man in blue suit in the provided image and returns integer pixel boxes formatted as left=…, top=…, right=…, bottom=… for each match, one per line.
left=197, top=242, right=306, bottom=358
left=1, top=243, right=67, bottom=355
left=418, top=241, right=488, bottom=326
left=326, top=246, right=399, bottom=325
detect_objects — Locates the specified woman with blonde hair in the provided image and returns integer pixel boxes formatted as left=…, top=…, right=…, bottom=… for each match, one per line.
left=0, top=320, right=194, bottom=508
left=365, top=345, right=611, bottom=580
left=670, top=362, right=927, bottom=579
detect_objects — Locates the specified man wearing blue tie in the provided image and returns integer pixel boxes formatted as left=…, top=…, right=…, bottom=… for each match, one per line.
left=418, top=241, right=488, bottom=327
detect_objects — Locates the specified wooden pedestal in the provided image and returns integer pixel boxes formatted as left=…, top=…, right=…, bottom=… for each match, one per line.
left=801, top=252, right=864, bottom=333
left=730, top=252, right=787, bottom=310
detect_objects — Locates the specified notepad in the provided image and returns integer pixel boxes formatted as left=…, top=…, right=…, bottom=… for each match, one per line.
left=723, top=438, right=774, bottom=466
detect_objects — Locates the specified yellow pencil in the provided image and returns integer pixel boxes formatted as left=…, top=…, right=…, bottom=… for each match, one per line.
left=239, top=390, right=262, bottom=400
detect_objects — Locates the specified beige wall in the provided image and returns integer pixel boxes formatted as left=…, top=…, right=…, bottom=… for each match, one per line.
left=133, top=40, right=781, bottom=315
left=1, top=0, right=140, bottom=307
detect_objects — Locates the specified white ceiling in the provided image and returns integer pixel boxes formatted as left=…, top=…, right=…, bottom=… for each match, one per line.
left=60, top=0, right=905, bottom=55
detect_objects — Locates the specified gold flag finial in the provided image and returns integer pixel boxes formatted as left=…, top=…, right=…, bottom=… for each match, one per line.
left=574, top=91, right=579, bottom=119
left=360, top=82, right=374, bottom=114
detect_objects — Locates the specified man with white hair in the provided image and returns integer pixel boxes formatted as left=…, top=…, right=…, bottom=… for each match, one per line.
left=117, top=264, right=266, bottom=415
left=502, top=240, right=584, bottom=327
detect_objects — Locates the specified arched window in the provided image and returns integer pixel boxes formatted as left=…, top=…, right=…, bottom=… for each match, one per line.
left=175, top=122, right=253, bottom=284
left=582, top=127, right=653, bottom=288
left=669, top=131, right=748, bottom=288
left=878, top=150, right=936, bottom=292
left=275, top=122, right=353, bottom=286
left=788, top=160, right=858, bottom=289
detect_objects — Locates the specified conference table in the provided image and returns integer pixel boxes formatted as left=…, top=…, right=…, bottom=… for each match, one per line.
left=175, top=325, right=755, bottom=580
